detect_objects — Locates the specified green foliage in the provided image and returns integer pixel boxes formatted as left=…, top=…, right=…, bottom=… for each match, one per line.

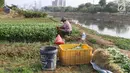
left=65, top=6, right=75, bottom=12
left=0, top=0, right=4, bottom=7
left=0, top=22, right=57, bottom=42
left=107, top=47, right=130, bottom=72
left=87, top=6, right=95, bottom=13
left=42, top=1, right=120, bottom=13
left=77, top=4, right=86, bottom=11
left=100, top=34, right=130, bottom=50
left=88, top=38, right=97, bottom=44
left=12, top=67, right=33, bottom=73
left=14, top=8, right=48, bottom=18
left=23, top=11, right=47, bottom=18
left=104, top=2, right=118, bottom=13
left=115, top=39, right=130, bottom=50
left=71, top=27, right=80, bottom=35
left=87, top=5, right=103, bottom=13
left=78, top=7, right=87, bottom=12
left=0, top=42, right=44, bottom=73
left=126, top=2, right=130, bottom=12
left=43, top=6, right=77, bottom=12
left=85, top=3, right=92, bottom=7
left=0, top=19, right=80, bottom=42
left=99, top=0, right=106, bottom=7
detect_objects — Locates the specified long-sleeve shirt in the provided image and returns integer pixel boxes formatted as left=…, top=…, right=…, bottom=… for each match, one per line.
left=61, top=21, right=72, bottom=32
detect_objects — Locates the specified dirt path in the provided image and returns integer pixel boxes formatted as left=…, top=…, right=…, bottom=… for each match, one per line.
left=120, top=49, right=130, bottom=58
left=73, top=24, right=130, bottom=58
left=73, top=24, right=114, bottom=46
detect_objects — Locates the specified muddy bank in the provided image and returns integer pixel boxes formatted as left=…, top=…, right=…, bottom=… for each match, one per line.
left=48, top=12, right=130, bottom=24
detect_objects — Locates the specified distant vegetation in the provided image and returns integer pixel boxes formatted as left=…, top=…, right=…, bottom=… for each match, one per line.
left=6, top=5, right=48, bottom=18
left=42, top=0, right=130, bottom=13
left=0, top=0, right=4, bottom=7
left=5, top=0, right=130, bottom=14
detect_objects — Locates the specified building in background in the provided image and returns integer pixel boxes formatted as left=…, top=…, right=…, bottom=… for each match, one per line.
left=52, top=0, right=56, bottom=6
left=52, top=0, right=66, bottom=7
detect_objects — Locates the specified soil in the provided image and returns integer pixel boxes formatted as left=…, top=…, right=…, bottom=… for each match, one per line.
left=73, top=24, right=114, bottom=46
left=0, top=10, right=24, bottom=19
left=120, top=49, right=130, bottom=58
left=42, top=63, right=97, bottom=73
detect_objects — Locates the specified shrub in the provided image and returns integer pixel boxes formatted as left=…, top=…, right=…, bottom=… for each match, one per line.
left=23, top=11, right=47, bottom=18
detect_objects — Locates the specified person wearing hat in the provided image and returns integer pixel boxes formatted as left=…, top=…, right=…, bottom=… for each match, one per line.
left=57, top=17, right=72, bottom=37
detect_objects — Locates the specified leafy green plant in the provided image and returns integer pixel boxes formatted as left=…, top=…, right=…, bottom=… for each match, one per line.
left=107, top=47, right=130, bottom=72
left=0, top=23, right=57, bottom=42
left=115, top=39, right=130, bottom=50
left=88, top=38, right=97, bottom=44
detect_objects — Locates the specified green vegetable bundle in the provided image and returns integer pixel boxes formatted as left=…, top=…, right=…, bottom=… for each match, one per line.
left=107, top=47, right=130, bottom=73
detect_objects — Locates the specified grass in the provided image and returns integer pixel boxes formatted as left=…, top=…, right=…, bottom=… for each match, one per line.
left=0, top=17, right=129, bottom=73
left=2, top=17, right=129, bottom=73
left=0, top=18, right=55, bottom=23
left=0, top=18, right=52, bottom=73
left=0, top=42, right=97, bottom=73
left=0, top=42, right=44, bottom=73
left=0, top=18, right=95, bottom=73
left=100, top=35, right=130, bottom=50
left=79, top=26, right=130, bottom=50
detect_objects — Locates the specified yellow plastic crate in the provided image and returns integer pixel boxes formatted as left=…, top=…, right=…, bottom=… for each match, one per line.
left=59, top=44, right=93, bottom=65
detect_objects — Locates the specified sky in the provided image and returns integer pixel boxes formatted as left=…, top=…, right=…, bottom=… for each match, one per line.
left=5, top=0, right=115, bottom=8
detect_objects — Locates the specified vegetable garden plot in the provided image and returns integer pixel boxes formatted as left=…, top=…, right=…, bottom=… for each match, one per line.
left=0, top=22, right=58, bottom=42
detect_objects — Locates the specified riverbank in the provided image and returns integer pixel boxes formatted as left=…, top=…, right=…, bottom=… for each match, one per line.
left=0, top=17, right=129, bottom=73
left=72, top=23, right=130, bottom=58
left=70, top=23, right=130, bottom=72
left=0, top=18, right=97, bottom=73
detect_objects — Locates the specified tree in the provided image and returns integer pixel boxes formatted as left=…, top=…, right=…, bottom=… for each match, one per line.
left=65, top=6, right=74, bottom=12
left=94, top=5, right=103, bottom=12
left=87, top=5, right=102, bottom=13
left=99, top=0, right=106, bottom=7
left=85, top=3, right=92, bottom=7
left=78, top=4, right=85, bottom=11
left=126, top=1, right=130, bottom=13
left=87, top=6, right=96, bottom=13
left=79, top=7, right=87, bottom=12
left=44, top=6, right=53, bottom=12
left=0, top=0, right=4, bottom=7
left=105, top=2, right=118, bottom=13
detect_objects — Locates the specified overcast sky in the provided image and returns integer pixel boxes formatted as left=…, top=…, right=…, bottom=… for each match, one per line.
left=5, top=0, right=115, bottom=8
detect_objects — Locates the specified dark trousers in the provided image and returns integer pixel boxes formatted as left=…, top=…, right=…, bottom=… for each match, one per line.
left=57, top=29, right=72, bottom=38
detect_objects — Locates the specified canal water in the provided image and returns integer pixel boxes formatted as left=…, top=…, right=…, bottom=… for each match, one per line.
left=74, top=18, right=130, bottom=39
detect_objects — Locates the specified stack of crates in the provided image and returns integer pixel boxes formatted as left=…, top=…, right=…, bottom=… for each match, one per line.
left=59, top=44, right=93, bottom=65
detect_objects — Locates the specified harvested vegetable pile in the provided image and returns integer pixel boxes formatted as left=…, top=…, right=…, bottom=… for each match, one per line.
left=92, top=49, right=123, bottom=73
left=107, top=47, right=130, bottom=73
left=71, top=44, right=83, bottom=50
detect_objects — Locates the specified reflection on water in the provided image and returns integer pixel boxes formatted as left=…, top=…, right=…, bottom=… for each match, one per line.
left=77, top=18, right=130, bottom=39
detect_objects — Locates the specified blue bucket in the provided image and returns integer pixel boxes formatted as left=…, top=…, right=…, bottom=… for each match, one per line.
left=3, top=6, right=10, bottom=14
